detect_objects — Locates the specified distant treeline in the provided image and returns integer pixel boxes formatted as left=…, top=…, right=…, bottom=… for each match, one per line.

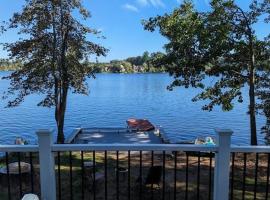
left=0, top=51, right=166, bottom=73
left=90, top=51, right=165, bottom=73
left=0, top=59, right=21, bottom=71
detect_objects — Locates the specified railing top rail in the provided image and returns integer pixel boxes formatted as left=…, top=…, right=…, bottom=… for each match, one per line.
left=0, top=145, right=39, bottom=152
left=231, top=145, right=270, bottom=153
left=1, top=144, right=270, bottom=153
left=51, top=143, right=218, bottom=152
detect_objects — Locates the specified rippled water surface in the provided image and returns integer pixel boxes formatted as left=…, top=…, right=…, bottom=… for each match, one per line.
left=0, top=72, right=266, bottom=145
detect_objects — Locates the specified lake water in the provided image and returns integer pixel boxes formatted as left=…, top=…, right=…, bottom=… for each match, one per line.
left=0, top=72, right=267, bottom=145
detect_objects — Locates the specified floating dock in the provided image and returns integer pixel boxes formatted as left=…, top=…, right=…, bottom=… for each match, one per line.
left=65, top=127, right=163, bottom=144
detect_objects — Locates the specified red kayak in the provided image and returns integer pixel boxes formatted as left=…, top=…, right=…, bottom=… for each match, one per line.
left=127, top=118, right=155, bottom=131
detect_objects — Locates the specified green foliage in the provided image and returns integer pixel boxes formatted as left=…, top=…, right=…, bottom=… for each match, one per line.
left=256, top=0, right=270, bottom=144
left=143, top=1, right=209, bottom=89
left=1, top=0, right=108, bottom=143
left=261, top=0, right=270, bottom=23
left=143, top=0, right=270, bottom=145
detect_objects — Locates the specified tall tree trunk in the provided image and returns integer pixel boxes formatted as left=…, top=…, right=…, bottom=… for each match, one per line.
left=249, top=34, right=257, bottom=145
left=56, top=0, right=69, bottom=144
left=249, top=66, right=257, bottom=145
left=56, top=108, right=64, bottom=144
left=56, top=86, right=68, bottom=143
left=56, top=109, right=65, bottom=143
left=235, top=8, right=258, bottom=145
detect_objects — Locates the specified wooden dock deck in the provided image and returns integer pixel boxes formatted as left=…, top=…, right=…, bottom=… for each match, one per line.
left=66, top=127, right=163, bottom=144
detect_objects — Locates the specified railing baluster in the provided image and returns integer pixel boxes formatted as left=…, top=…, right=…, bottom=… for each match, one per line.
left=116, top=151, right=119, bottom=200
left=208, top=152, right=213, bottom=200
left=5, top=152, right=11, bottom=200
left=266, top=153, right=270, bottom=200
left=105, top=150, right=108, bottom=200
left=185, top=153, right=189, bottom=200
left=230, top=152, right=235, bottom=200
left=151, top=151, right=154, bottom=200
left=81, top=151, right=84, bottom=200
left=197, top=152, right=201, bottom=200
left=18, top=152, right=22, bottom=198
left=128, top=150, right=130, bottom=200
left=254, top=153, right=259, bottom=199
left=93, top=151, right=96, bottom=200
left=162, top=151, right=165, bottom=200
left=57, top=152, right=62, bottom=200
left=69, top=151, right=73, bottom=200
left=174, top=151, right=177, bottom=200
left=29, top=152, right=34, bottom=193
left=139, top=150, right=142, bottom=200
left=242, top=153, right=247, bottom=200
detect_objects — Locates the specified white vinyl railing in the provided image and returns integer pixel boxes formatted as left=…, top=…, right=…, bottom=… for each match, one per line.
left=0, top=128, right=269, bottom=200
left=52, top=143, right=218, bottom=151
left=0, top=145, right=38, bottom=152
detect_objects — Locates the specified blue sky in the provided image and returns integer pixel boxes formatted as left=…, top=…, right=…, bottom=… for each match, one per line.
left=0, top=0, right=269, bottom=62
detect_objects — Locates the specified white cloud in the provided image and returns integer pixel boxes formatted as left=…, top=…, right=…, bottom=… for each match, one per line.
left=137, top=0, right=148, bottom=7
left=123, top=4, right=139, bottom=12
left=136, top=0, right=165, bottom=8
left=149, top=0, right=165, bottom=7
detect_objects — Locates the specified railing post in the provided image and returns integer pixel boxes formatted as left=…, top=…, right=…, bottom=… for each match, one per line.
left=36, top=129, right=56, bottom=200
left=214, top=129, right=233, bottom=200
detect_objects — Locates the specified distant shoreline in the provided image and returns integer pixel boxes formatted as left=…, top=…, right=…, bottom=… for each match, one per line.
left=0, top=69, right=167, bottom=74
left=1, top=51, right=166, bottom=73
left=0, top=66, right=167, bottom=74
